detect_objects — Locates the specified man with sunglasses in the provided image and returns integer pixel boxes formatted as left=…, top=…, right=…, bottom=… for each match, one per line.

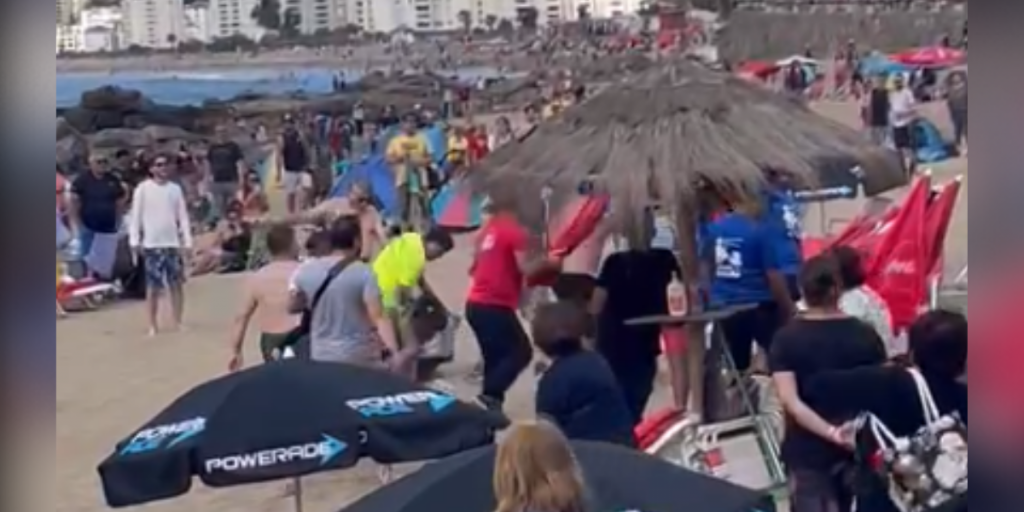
left=128, top=156, right=194, bottom=336
left=69, top=153, right=127, bottom=279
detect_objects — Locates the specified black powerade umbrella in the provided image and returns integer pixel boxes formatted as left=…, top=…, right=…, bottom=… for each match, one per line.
left=98, top=360, right=507, bottom=509
left=342, top=441, right=774, bottom=512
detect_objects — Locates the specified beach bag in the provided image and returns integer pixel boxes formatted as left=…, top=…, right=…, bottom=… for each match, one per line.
left=867, top=369, right=968, bottom=512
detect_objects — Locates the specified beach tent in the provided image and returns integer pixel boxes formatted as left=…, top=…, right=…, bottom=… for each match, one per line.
left=431, top=180, right=484, bottom=230
left=912, top=119, right=951, bottom=163
left=421, top=124, right=448, bottom=167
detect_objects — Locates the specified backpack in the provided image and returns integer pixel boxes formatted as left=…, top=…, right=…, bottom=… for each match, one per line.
left=866, top=369, right=968, bottom=512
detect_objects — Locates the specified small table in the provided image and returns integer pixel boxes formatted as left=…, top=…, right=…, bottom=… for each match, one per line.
left=625, top=304, right=758, bottom=327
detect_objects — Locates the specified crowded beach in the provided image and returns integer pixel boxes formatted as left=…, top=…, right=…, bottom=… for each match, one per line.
left=57, top=17, right=968, bottom=512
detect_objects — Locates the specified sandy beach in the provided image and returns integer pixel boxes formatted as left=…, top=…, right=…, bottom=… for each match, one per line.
left=53, top=101, right=967, bottom=512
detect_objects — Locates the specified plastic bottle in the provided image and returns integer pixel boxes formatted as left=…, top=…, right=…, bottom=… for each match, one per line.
left=667, top=272, right=689, bottom=316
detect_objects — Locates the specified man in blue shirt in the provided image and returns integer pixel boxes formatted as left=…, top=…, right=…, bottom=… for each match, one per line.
left=703, top=195, right=796, bottom=371
left=762, top=184, right=804, bottom=300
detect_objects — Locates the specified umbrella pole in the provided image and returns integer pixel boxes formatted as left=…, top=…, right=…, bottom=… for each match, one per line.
left=540, top=186, right=553, bottom=252
left=293, top=477, right=304, bottom=512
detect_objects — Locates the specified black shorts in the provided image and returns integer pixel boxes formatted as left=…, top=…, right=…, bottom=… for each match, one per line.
left=719, top=302, right=784, bottom=371
left=892, top=125, right=914, bottom=149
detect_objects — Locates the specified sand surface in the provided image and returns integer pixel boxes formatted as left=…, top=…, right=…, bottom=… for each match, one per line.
left=53, top=102, right=967, bottom=512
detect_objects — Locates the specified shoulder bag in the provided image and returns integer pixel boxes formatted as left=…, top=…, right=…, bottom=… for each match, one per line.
left=279, top=256, right=356, bottom=355
left=867, top=369, right=968, bottom=512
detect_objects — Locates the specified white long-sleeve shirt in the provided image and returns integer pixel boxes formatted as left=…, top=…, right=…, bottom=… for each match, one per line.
left=128, top=179, right=193, bottom=249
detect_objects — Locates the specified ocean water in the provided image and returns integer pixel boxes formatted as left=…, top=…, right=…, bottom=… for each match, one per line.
left=56, top=67, right=505, bottom=108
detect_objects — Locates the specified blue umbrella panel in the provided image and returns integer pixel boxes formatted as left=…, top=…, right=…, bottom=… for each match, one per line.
left=98, top=360, right=507, bottom=508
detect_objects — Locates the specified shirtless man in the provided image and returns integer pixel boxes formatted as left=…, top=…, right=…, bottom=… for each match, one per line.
left=228, top=223, right=301, bottom=370
left=278, top=183, right=387, bottom=260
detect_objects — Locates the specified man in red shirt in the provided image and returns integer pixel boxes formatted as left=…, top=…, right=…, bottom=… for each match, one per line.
left=465, top=200, right=553, bottom=410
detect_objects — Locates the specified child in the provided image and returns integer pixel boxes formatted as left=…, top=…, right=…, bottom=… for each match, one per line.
left=532, top=301, right=637, bottom=447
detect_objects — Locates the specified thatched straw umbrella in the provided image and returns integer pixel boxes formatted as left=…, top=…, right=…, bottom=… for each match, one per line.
left=472, top=61, right=903, bottom=261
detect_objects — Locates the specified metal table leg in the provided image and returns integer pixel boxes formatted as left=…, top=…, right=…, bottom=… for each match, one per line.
left=705, top=322, right=786, bottom=486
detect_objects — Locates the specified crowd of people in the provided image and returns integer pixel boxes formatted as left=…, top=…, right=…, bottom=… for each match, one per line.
left=56, top=72, right=967, bottom=512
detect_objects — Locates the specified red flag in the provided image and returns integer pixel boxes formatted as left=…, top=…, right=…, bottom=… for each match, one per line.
left=865, top=175, right=931, bottom=332
left=923, top=178, right=963, bottom=280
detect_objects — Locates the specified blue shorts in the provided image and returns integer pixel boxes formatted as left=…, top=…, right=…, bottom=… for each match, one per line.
left=142, top=248, right=184, bottom=290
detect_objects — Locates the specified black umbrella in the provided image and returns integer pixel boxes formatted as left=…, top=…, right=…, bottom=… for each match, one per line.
left=98, top=360, right=507, bottom=509
left=342, top=441, right=773, bottom=512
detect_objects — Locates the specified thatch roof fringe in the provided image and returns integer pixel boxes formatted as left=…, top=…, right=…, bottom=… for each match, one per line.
left=472, top=62, right=903, bottom=232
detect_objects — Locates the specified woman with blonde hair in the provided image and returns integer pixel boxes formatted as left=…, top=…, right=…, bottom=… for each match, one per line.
left=494, top=422, right=588, bottom=512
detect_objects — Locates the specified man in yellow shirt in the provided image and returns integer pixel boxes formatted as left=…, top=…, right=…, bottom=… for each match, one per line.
left=385, top=115, right=430, bottom=227
left=373, top=226, right=455, bottom=378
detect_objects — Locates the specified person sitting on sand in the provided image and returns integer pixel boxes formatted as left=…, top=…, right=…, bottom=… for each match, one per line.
left=228, top=223, right=301, bottom=370
left=237, top=170, right=268, bottom=218
left=190, top=201, right=253, bottom=276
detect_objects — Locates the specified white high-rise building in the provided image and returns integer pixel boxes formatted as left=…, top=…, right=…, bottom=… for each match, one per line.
left=184, top=4, right=213, bottom=42
left=350, top=0, right=517, bottom=33
left=56, top=0, right=84, bottom=25
left=282, top=0, right=348, bottom=34
left=207, top=0, right=265, bottom=40
left=122, top=0, right=187, bottom=48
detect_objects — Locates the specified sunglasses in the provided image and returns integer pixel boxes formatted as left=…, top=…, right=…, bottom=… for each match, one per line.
left=153, top=161, right=168, bottom=167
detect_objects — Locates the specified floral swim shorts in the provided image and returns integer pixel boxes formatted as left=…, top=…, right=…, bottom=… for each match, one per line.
left=142, top=248, right=185, bottom=290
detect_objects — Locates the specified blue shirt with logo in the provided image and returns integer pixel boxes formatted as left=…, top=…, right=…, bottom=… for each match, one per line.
left=762, top=189, right=804, bottom=277
left=703, top=213, right=777, bottom=307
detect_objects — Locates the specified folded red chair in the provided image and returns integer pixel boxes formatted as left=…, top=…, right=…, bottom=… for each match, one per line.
left=528, top=194, right=610, bottom=287
left=635, top=407, right=685, bottom=450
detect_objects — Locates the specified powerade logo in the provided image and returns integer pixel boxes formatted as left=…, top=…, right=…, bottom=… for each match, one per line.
left=346, top=391, right=456, bottom=417
left=203, top=434, right=347, bottom=473
left=120, top=418, right=206, bottom=455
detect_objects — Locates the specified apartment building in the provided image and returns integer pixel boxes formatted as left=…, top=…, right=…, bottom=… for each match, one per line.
left=122, top=0, right=187, bottom=47
left=56, top=24, right=84, bottom=53
left=354, top=0, right=515, bottom=33
left=184, top=4, right=213, bottom=42
left=207, top=0, right=265, bottom=40
left=282, top=0, right=348, bottom=34
left=56, top=0, right=84, bottom=25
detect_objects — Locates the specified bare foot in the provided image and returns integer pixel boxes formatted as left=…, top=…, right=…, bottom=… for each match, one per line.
left=147, top=327, right=158, bottom=337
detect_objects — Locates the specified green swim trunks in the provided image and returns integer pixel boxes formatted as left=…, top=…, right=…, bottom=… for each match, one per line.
left=260, top=332, right=294, bottom=362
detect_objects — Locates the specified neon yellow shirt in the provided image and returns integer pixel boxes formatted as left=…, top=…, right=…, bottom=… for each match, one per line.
left=373, top=233, right=426, bottom=309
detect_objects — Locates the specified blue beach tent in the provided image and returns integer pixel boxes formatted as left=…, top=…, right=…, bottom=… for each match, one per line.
left=913, top=119, right=952, bottom=163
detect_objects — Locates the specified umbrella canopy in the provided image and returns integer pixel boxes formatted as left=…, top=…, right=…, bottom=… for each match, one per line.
left=891, top=46, right=966, bottom=68
left=342, top=441, right=771, bottom=512
left=472, top=61, right=904, bottom=234
left=98, top=360, right=507, bottom=508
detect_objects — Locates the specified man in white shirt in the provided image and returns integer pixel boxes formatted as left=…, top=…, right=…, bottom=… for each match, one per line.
left=128, top=156, right=193, bottom=335
left=888, top=75, right=918, bottom=176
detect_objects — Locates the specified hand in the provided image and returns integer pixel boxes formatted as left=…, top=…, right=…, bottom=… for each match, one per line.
left=827, top=424, right=856, bottom=449
left=228, top=352, right=244, bottom=372
left=130, top=246, right=141, bottom=264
